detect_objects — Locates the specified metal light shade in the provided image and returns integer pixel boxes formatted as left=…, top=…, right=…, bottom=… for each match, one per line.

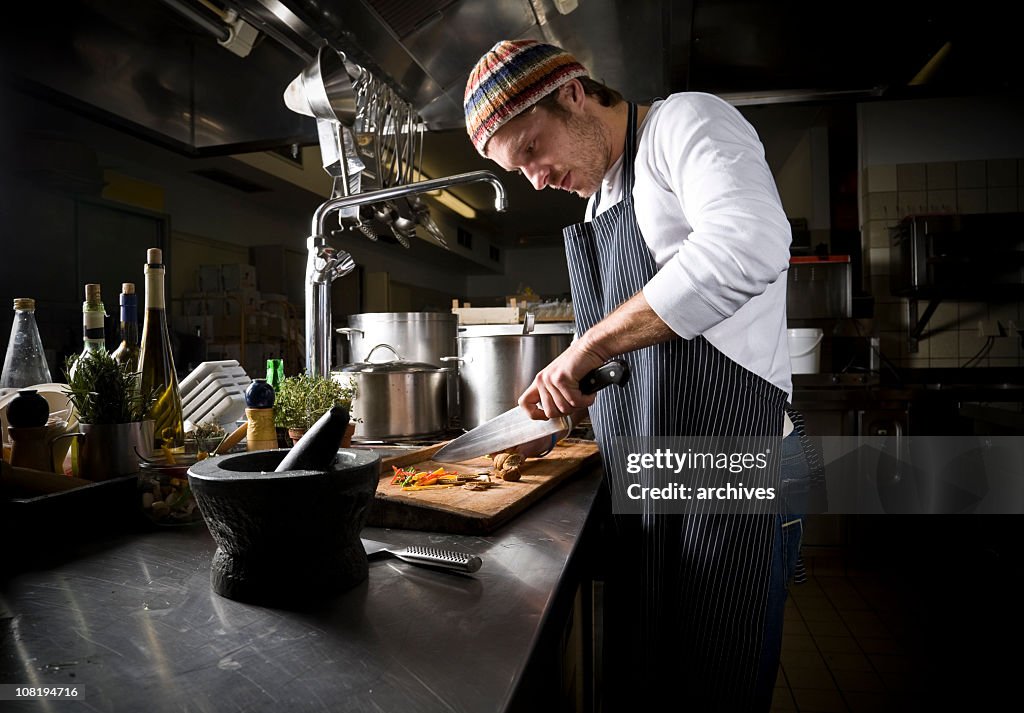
left=283, top=45, right=361, bottom=124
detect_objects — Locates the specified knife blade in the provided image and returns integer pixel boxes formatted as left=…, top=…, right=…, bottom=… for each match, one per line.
left=434, top=359, right=630, bottom=463
left=361, top=538, right=482, bottom=574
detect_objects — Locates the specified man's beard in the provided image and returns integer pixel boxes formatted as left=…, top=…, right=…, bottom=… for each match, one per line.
left=563, top=111, right=610, bottom=199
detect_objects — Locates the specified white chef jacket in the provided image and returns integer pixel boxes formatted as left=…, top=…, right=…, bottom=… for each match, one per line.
left=587, top=92, right=793, bottom=400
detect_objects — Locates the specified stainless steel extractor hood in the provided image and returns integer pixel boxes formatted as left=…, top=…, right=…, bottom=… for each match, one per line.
left=2, top=1, right=1018, bottom=153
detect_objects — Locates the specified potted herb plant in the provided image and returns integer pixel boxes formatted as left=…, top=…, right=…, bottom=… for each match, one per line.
left=62, top=350, right=156, bottom=480
left=273, top=374, right=357, bottom=446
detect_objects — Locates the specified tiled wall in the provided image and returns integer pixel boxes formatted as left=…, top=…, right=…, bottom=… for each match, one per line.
left=863, top=159, right=1024, bottom=368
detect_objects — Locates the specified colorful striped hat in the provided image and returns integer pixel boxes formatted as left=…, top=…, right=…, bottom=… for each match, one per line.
left=464, top=40, right=588, bottom=154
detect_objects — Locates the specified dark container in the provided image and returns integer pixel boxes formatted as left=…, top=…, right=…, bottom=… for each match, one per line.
left=187, top=448, right=380, bottom=605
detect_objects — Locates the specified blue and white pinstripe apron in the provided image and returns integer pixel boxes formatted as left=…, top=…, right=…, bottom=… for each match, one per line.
left=563, top=103, right=788, bottom=710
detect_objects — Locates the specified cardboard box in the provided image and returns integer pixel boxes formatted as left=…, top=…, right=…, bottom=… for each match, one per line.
left=197, top=264, right=222, bottom=292
left=222, top=263, right=257, bottom=291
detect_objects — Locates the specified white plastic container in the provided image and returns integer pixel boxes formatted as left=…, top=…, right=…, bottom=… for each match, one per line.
left=788, top=328, right=824, bottom=374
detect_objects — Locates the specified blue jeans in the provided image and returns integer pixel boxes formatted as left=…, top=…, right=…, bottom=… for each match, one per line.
left=754, top=429, right=812, bottom=708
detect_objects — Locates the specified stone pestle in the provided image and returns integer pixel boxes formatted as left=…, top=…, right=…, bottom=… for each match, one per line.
left=274, top=405, right=350, bottom=472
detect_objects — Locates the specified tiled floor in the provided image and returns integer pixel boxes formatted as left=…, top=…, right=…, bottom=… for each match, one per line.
left=771, top=541, right=1021, bottom=712
left=771, top=552, right=919, bottom=712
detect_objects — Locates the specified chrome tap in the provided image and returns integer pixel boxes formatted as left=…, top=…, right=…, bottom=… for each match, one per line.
left=305, top=170, right=508, bottom=377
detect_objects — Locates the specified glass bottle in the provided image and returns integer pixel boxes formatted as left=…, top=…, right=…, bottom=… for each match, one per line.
left=138, top=248, right=184, bottom=449
left=111, top=283, right=140, bottom=371
left=1, top=298, right=52, bottom=389
left=68, top=284, right=106, bottom=379
left=266, top=358, right=284, bottom=393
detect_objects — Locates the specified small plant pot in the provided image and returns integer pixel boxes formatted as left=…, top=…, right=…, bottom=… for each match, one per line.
left=288, top=422, right=355, bottom=447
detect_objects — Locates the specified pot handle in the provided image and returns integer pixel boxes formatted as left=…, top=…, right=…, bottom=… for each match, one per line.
left=363, top=343, right=403, bottom=362
left=335, top=327, right=364, bottom=338
left=440, top=355, right=471, bottom=365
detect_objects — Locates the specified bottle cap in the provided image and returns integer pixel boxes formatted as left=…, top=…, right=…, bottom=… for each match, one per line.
left=147, top=248, right=163, bottom=266
left=122, top=283, right=136, bottom=294
left=84, top=284, right=101, bottom=302
left=13, top=298, right=35, bottom=311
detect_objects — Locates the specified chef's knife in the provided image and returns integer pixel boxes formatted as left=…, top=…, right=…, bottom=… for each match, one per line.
left=433, top=359, right=630, bottom=463
left=361, top=538, right=482, bottom=574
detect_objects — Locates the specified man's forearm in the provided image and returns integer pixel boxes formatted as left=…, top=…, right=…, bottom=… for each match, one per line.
left=574, top=290, right=679, bottom=361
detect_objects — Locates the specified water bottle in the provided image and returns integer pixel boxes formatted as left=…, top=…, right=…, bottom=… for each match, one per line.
left=1, top=298, right=52, bottom=390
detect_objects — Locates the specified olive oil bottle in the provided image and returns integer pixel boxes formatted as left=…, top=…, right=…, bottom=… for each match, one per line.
left=138, top=248, right=184, bottom=449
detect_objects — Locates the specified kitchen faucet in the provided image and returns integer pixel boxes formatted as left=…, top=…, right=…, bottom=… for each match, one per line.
left=305, top=170, right=508, bottom=377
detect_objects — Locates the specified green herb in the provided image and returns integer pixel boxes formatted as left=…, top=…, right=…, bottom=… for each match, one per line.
left=273, top=373, right=357, bottom=430
left=62, top=350, right=157, bottom=424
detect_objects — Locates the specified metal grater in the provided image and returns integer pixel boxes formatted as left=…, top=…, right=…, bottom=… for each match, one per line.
left=362, top=539, right=482, bottom=574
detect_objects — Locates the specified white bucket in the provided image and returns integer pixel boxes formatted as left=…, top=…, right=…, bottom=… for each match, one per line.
left=788, top=328, right=823, bottom=374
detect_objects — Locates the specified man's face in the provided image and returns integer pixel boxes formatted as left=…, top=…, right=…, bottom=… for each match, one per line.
left=484, top=100, right=610, bottom=199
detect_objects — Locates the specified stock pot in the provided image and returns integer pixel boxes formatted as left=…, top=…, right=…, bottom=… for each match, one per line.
left=448, top=324, right=574, bottom=430
left=337, top=312, right=457, bottom=368
left=334, top=344, right=448, bottom=440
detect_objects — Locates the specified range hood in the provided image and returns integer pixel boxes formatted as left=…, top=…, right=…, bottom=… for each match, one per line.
left=3, top=0, right=1019, bottom=156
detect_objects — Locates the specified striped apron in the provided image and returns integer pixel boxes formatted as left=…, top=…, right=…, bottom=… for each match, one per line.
left=563, top=103, right=788, bottom=710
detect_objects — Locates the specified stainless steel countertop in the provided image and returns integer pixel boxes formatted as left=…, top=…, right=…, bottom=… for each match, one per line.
left=0, top=466, right=605, bottom=712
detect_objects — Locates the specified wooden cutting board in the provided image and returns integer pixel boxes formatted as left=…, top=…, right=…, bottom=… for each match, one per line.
left=363, top=439, right=601, bottom=534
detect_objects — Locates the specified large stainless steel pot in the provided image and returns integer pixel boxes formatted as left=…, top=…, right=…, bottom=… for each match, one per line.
left=451, top=327, right=573, bottom=430
left=334, top=344, right=448, bottom=440
left=336, top=312, right=457, bottom=368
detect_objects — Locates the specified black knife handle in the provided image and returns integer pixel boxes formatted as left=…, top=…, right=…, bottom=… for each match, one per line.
left=579, top=360, right=630, bottom=395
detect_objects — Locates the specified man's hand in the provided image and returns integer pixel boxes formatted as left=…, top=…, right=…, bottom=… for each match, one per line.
left=518, top=342, right=606, bottom=420
left=517, top=290, right=678, bottom=421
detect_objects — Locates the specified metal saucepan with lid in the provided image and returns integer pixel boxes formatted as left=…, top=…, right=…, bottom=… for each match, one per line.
left=334, top=344, right=448, bottom=441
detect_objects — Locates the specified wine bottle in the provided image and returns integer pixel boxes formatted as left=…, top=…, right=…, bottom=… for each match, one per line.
left=69, top=284, right=106, bottom=378
left=111, top=283, right=140, bottom=370
left=1, top=298, right=52, bottom=389
left=138, top=248, right=184, bottom=449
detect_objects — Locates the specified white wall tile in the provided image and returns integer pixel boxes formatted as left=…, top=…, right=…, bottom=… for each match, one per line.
left=867, top=192, right=899, bottom=221
left=956, top=188, right=987, bottom=214
left=959, top=302, right=989, bottom=324
left=988, top=301, right=1019, bottom=325
left=989, top=357, right=1020, bottom=367
left=867, top=164, right=898, bottom=193
left=866, top=220, right=891, bottom=249
left=926, top=189, right=956, bottom=214
left=959, top=329, right=990, bottom=365
left=931, top=300, right=959, bottom=330
left=930, top=358, right=959, bottom=368
left=925, top=329, right=959, bottom=358
left=988, top=335, right=1021, bottom=359
left=869, top=247, right=890, bottom=276
left=986, top=159, right=1017, bottom=187
left=987, top=186, right=1017, bottom=213
left=898, top=190, right=927, bottom=218
left=897, top=164, right=927, bottom=191
left=926, top=162, right=956, bottom=190
left=956, top=160, right=987, bottom=188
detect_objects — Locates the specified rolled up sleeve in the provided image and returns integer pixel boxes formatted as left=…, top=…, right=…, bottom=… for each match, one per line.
left=641, top=95, right=791, bottom=339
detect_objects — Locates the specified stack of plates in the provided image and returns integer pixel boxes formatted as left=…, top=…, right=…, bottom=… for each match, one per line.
left=179, top=361, right=251, bottom=430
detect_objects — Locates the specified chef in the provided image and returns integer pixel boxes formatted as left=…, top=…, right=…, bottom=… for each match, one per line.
left=464, top=40, right=814, bottom=710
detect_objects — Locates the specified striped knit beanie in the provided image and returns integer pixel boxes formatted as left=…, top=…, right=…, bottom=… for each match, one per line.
left=464, top=40, right=588, bottom=155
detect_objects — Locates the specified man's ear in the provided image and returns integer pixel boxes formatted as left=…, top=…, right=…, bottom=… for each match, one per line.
left=559, top=78, right=586, bottom=111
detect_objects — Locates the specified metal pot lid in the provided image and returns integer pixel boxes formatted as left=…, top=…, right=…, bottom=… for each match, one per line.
left=335, top=342, right=442, bottom=373
left=336, top=359, right=441, bottom=374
